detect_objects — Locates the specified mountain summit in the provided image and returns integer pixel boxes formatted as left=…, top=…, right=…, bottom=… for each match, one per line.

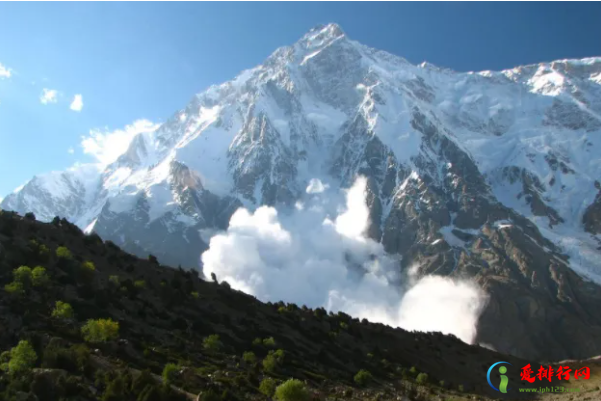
left=3, top=24, right=601, bottom=361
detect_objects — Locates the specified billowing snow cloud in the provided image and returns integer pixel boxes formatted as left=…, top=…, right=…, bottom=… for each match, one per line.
left=70, top=94, right=83, bottom=112
left=0, top=62, right=11, bottom=79
left=40, top=88, right=58, bottom=104
left=80, top=119, right=160, bottom=166
left=202, top=176, right=487, bottom=344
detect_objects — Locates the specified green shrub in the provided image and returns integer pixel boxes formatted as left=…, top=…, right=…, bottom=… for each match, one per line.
left=13, top=265, right=33, bottom=285
left=2, top=340, right=37, bottom=374
left=439, top=380, right=445, bottom=388
left=416, top=373, right=428, bottom=384
left=32, top=266, right=50, bottom=287
left=409, top=366, right=417, bottom=376
left=39, top=244, right=50, bottom=259
left=82, top=261, right=96, bottom=272
left=162, top=363, right=179, bottom=385
left=56, top=246, right=73, bottom=259
left=263, top=337, right=276, bottom=347
left=259, top=377, right=277, bottom=397
left=134, top=280, right=146, bottom=289
left=191, top=291, right=199, bottom=299
left=4, top=281, right=24, bottom=295
left=242, top=351, right=256, bottom=364
left=458, top=384, right=464, bottom=392
left=81, top=318, right=119, bottom=343
left=52, top=301, right=75, bottom=320
left=274, top=379, right=310, bottom=401
left=353, top=369, right=373, bottom=386
left=203, top=334, right=222, bottom=352
left=109, top=275, right=120, bottom=286
left=263, top=349, right=285, bottom=373
left=252, top=338, right=262, bottom=347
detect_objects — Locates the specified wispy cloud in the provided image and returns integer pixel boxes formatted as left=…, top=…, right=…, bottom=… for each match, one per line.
left=70, top=94, right=83, bottom=112
left=40, top=88, right=58, bottom=104
left=0, top=62, right=11, bottom=79
left=80, top=119, right=160, bottom=166
left=67, top=147, right=75, bottom=154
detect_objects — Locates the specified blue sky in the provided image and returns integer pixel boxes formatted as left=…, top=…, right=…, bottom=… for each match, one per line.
left=1, top=2, right=600, bottom=197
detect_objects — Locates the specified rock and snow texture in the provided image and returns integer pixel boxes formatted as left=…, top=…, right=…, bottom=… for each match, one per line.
left=3, top=23, right=601, bottom=360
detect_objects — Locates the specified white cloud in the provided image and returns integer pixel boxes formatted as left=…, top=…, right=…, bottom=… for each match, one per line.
left=40, top=88, right=58, bottom=104
left=67, top=147, right=75, bottom=154
left=70, top=94, right=83, bottom=112
left=0, top=62, right=11, bottom=79
left=80, top=119, right=160, bottom=166
left=306, top=178, right=329, bottom=194
left=202, top=177, right=488, bottom=344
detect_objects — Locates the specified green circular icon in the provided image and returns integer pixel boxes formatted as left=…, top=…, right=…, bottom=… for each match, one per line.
left=499, top=366, right=507, bottom=374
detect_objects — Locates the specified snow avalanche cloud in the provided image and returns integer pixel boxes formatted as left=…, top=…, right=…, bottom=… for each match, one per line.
left=202, top=177, right=487, bottom=344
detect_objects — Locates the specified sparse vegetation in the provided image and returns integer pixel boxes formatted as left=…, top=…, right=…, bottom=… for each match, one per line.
left=81, top=318, right=119, bottom=343
left=203, top=334, right=222, bottom=352
left=51, top=300, right=74, bottom=320
left=31, top=266, right=50, bottom=287
left=259, top=377, right=277, bottom=397
left=242, top=351, right=256, bottom=364
left=56, top=246, right=73, bottom=259
left=354, top=369, right=373, bottom=386
left=162, top=363, right=179, bottom=385
left=82, top=260, right=96, bottom=272
left=263, top=336, right=276, bottom=347
left=274, top=379, right=310, bottom=401
left=1, top=340, right=37, bottom=375
left=263, top=349, right=285, bottom=373
left=416, top=372, right=429, bottom=384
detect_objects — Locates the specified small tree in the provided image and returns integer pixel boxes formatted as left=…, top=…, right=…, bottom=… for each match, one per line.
left=242, top=351, right=257, bottom=365
left=3, top=340, right=37, bottom=374
left=162, top=363, right=179, bottom=386
left=56, top=246, right=73, bottom=259
left=109, top=275, right=120, bottom=286
left=416, top=373, right=429, bottom=384
left=263, top=337, right=276, bottom=348
left=354, top=369, right=373, bottom=386
left=263, top=349, right=285, bottom=373
left=203, top=334, right=222, bottom=352
left=32, top=266, right=50, bottom=287
left=4, top=281, right=24, bottom=296
left=13, top=265, right=33, bottom=285
left=81, top=318, right=119, bottom=343
left=82, top=261, right=96, bottom=272
left=274, top=379, right=310, bottom=401
left=259, top=377, right=277, bottom=397
left=51, top=301, right=74, bottom=320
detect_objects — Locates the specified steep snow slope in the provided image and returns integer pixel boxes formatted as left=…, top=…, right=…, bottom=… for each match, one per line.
left=3, top=23, right=601, bottom=361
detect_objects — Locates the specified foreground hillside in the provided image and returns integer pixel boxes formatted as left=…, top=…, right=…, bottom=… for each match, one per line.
left=0, top=210, right=599, bottom=401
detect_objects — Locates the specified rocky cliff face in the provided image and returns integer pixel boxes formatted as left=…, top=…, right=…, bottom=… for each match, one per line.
left=2, top=23, right=601, bottom=361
